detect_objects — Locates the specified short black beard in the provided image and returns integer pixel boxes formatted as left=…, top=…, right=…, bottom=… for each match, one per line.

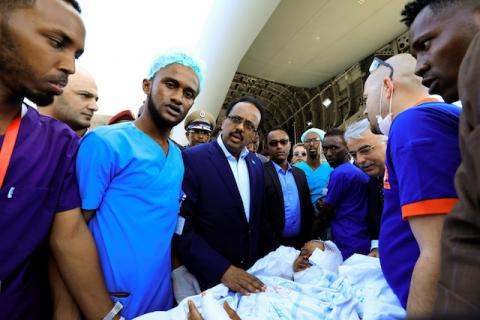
left=146, top=93, right=174, bottom=131
left=0, top=20, right=54, bottom=106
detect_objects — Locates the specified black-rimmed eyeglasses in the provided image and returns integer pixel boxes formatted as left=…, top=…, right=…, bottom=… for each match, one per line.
left=369, top=57, right=394, bottom=78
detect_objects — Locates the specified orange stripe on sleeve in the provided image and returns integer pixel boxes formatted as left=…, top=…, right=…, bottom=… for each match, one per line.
left=402, top=198, right=458, bottom=219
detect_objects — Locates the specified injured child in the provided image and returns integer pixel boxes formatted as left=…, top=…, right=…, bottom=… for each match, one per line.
left=135, top=242, right=405, bottom=320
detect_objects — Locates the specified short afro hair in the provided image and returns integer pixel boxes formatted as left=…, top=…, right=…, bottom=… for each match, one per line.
left=225, top=96, right=265, bottom=128
left=324, top=128, right=346, bottom=144
left=0, top=0, right=81, bottom=13
left=401, top=0, right=473, bottom=27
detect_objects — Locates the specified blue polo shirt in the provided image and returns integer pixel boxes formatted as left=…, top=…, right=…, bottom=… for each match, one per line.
left=0, top=106, right=81, bottom=319
left=324, top=162, right=370, bottom=260
left=294, top=161, right=333, bottom=204
left=76, top=122, right=184, bottom=319
left=379, top=100, right=461, bottom=309
left=272, top=162, right=301, bottom=237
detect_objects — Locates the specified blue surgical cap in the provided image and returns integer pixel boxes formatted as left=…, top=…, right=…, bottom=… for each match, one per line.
left=146, top=51, right=205, bottom=91
left=301, top=128, right=326, bottom=142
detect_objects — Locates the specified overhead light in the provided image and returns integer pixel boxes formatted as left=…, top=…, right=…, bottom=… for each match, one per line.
left=358, top=0, right=366, bottom=4
left=307, top=121, right=312, bottom=126
left=315, top=36, right=321, bottom=41
left=287, top=60, right=292, bottom=64
left=322, top=98, right=332, bottom=108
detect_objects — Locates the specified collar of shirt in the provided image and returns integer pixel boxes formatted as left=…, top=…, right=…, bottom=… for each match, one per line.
left=217, top=136, right=249, bottom=161
left=272, top=161, right=292, bottom=174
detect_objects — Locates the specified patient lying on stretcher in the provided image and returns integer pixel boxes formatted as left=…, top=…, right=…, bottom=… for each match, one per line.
left=292, top=240, right=343, bottom=278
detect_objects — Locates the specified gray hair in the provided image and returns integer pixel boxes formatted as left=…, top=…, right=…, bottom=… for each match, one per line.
left=345, top=119, right=387, bottom=142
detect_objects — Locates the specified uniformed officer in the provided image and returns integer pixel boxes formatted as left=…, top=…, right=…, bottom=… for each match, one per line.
left=184, top=109, right=215, bottom=147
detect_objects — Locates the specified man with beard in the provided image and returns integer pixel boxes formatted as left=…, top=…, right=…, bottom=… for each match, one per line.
left=0, top=1, right=119, bottom=319
left=317, top=129, right=371, bottom=260
left=402, top=0, right=480, bottom=312
left=294, top=128, right=333, bottom=238
left=345, top=119, right=388, bottom=257
left=263, top=128, right=315, bottom=249
left=76, top=52, right=203, bottom=318
left=175, top=96, right=277, bottom=295
left=39, top=67, right=98, bottom=137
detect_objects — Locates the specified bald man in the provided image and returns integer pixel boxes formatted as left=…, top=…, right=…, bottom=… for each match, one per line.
left=40, top=67, right=98, bottom=137
left=364, top=53, right=461, bottom=316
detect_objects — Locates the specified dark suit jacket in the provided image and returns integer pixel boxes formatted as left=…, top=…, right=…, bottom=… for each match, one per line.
left=263, top=161, right=315, bottom=249
left=175, top=140, right=277, bottom=290
left=367, top=175, right=383, bottom=241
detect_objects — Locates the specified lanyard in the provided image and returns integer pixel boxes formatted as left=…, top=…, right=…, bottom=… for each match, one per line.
left=0, top=113, right=21, bottom=189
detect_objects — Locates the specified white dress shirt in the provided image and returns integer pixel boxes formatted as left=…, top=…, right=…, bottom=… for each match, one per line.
left=217, top=136, right=251, bottom=222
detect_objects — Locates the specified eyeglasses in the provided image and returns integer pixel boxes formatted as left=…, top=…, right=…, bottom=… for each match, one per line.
left=294, top=151, right=307, bottom=157
left=304, top=138, right=321, bottom=144
left=226, top=115, right=257, bottom=132
left=369, top=57, right=394, bottom=79
left=268, top=139, right=289, bottom=147
left=349, top=144, right=376, bottom=160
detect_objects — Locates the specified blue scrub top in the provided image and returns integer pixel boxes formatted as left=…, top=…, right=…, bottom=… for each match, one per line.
left=324, top=162, right=370, bottom=260
left=380, top=101, right=461, bottom=308
left=294, top=161, right=333, bottom=204
left=76, top=122, right=184, bottom=319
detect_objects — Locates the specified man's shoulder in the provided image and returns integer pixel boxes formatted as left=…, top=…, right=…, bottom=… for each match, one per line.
left=292, top=165, right=307, bottom=177
left=32, top=108, right=79, bottom=146
left=334, top=162, right=368, bottom=182
left=182, top=140, right=214, bottom=157
left=81, top=122, right=134, bottom=146
left=394, top=101, right=461, bottom=129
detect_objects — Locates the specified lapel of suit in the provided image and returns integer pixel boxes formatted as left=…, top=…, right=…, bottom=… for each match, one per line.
left=266, top=161, right=284, bottom=210
left=292, top=167, right=303, bottom=193
left=209, top=140, right=246, bottom=213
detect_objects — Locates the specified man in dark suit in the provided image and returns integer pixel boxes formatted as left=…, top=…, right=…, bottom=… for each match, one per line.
left=264, top=128, right=315, bottom=249
left=175, top=96, right=277, bottom=295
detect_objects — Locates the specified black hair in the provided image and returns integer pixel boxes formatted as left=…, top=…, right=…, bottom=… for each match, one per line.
left=225, top=96, right=264, bottom=128
left=324, top=128, right=346, bottom=144
left=401, top=0, right=474, bottom=27
left=266, top=127, right=290, bottom=142
left=0, top=0, right=81, bottom=13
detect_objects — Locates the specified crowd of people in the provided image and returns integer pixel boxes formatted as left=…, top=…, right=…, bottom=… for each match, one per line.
left=1, top=0, right=480, bottom=319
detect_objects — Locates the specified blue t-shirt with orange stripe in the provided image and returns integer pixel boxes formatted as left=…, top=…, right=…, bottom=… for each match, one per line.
left=379, top=99, right=461, bottom=309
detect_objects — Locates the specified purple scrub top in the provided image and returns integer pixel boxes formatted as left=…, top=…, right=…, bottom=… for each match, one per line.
left=0, top=106, right=81, bottom=319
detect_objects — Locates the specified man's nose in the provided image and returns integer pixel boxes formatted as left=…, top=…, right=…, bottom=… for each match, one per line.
left=415, top=56, right=429, bottom=78
left=170, top=89, right=183, bottom=105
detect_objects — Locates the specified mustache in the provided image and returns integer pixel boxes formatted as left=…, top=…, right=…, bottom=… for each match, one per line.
left=230, top=130, right=244, bottom=140
left=358, top=160, right=375, bottom=170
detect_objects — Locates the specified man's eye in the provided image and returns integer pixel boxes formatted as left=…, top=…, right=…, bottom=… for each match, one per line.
left=48, top=38, right=64, bottom=49
left=184, top=91, right=194, bottom=99
left=421, top=39, right=431, bottom=51
left=165, top=81, right=175, bottom=88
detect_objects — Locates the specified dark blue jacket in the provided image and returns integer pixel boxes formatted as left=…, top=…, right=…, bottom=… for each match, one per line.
left=175, top=140, right=277, bottom=290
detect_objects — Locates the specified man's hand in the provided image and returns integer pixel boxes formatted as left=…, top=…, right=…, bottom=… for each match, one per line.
left=368, top=248, right=379, bottom=258
left=315, top=199, right=326, bottom=211
left=187, top=300, right=241, bottom=320
left=220, top=265, right=265, bottom=295
left=187, top=300, right=204, bottom=320
left=172, top=265, right=201, bottom=303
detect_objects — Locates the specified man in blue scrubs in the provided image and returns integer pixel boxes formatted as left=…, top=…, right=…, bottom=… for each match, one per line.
left=76, top=52, right=204, bottom=318
left=318, top=128, right=371, bottom=260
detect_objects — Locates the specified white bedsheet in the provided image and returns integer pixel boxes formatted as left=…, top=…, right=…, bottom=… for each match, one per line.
left=134, top=246, right=405, bottom=320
